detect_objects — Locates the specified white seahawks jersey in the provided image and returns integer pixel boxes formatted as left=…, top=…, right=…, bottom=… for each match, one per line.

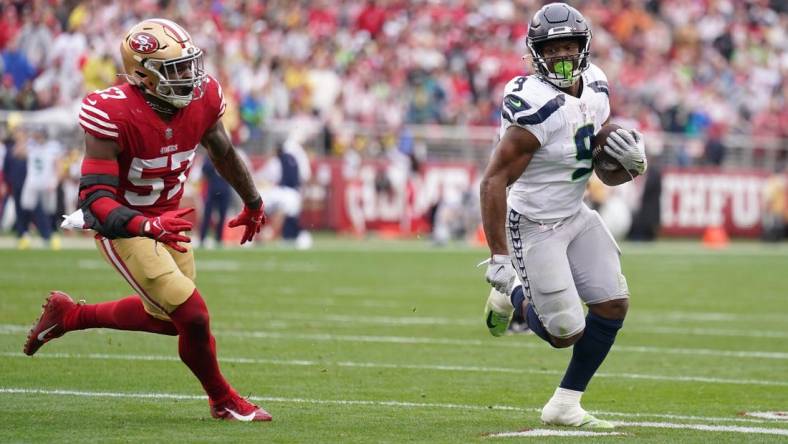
left=25, top=139, right=63, bottom=189
left=499, top=63, right=610, bottom=221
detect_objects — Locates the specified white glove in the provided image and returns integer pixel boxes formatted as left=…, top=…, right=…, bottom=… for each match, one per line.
left=484, top=254, right=517, bottom=295
left=604, top=128, right=648, bottom=175
left=60, top=209, right=88, bottom=230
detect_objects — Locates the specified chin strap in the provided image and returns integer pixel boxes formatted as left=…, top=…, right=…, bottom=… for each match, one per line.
left=138, top=87, right=178, bottom=115
left=145, top=97, right=178, bottom=115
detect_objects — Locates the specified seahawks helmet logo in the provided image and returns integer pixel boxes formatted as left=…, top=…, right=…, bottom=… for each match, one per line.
left=129, top=32, right=160, bottom=54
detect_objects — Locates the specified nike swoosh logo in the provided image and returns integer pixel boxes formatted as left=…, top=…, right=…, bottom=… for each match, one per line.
left=37, top=324, right=58, bottom=341
left=225, top=407, right=256, bottom=422
left=508, top=98, right=523, bottom=107
left=86, top=98, right=97, bottom=105
left=485, top=311, right=497, bottom=329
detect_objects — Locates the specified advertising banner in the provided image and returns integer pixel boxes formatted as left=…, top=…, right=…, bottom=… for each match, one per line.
left=660, top=168, right=771, bottom=237
left=297, top=158, right=477, bottom=234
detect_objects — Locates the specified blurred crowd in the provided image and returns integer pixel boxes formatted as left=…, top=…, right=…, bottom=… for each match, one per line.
left=0, top=0, right=785, bottom=151
left=0, top=0, right=786, bottom=245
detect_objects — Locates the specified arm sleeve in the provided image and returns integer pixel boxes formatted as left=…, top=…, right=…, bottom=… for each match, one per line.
left=78, top=158, right=145, bottom=238
left=202, top=76, right=227, bottom=127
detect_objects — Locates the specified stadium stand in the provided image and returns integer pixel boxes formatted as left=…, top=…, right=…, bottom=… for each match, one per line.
left=0, top=0, right=786, bottom=243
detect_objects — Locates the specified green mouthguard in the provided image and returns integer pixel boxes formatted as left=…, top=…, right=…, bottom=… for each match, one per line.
left=554, top=61, right=574, bottom=79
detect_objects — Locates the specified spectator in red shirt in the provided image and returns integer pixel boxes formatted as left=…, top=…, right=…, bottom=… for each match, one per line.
left=356, top=0, right=386, bottom=38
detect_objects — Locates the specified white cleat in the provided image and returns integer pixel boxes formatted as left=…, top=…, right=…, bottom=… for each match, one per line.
left=541, top=388, right=614, bottom=429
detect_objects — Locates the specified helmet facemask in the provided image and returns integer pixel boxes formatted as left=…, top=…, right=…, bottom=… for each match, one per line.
left=143, top=49, right=206, bottom=108
left=528, top=37, right=591, bottom=89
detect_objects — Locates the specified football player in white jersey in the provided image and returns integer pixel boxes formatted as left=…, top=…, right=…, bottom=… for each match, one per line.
left=479, top=3, right=647, bottom=429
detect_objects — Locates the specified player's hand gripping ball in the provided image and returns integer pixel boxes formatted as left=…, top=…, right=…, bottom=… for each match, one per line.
left=593, top=124, right=648, bottom=176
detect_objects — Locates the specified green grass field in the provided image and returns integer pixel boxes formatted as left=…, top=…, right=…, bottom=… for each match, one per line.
left=1, top=239, right=787, bottom=443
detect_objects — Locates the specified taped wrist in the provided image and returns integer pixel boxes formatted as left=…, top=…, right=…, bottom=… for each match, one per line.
left=490, top=254, right=511, bottom=265
left=246, top=196, right=263, bottom=211
left=78, top=158, right=143, bottom=238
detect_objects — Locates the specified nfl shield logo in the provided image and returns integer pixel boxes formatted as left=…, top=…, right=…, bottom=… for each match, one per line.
left=165, top=128, right=173, bottom=140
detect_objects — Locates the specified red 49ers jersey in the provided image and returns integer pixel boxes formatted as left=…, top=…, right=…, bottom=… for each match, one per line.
left=78, top=76, right=227, bottom=216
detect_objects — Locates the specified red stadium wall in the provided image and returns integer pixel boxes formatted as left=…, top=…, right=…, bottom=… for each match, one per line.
left=247, top=157, right=778, bottom=239
left=250, top=157, right=477, bottom=236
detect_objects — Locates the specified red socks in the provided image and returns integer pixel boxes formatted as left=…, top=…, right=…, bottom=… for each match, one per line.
left=64, top=296, right=177, bottom=335
left=168, top=289, right=232, bottom=403
left=62, top=290, right=232, bottom=403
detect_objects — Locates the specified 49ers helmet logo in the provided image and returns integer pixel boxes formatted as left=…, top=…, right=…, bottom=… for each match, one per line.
left=129, top=32, right=159, bottom=54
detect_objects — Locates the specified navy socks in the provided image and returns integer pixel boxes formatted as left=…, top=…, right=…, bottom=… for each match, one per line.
left=525, top=304, right=553, bottom=345
left=560, top=312, right=623, bottom=392
left=512, top=286, right=553, bottom=344
left=510, top=285, right=525, bottom=316
left=514, top=287, right=624, bottom=392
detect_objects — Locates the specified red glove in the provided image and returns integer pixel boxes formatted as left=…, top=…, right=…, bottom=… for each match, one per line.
left=142, top=208, right=194, bottom=253
left=227, top=198, right=265, bottom=245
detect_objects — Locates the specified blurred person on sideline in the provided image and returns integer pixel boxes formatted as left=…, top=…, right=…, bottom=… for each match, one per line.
left=18, top=125, right=63, bottom=249
left=257, top=137, right=312, bottom=248
left=1, top=122, right=30, bottom=245
left=198, top=157, right=232, bottom=248
left=761, top=168, right=787, bottom=242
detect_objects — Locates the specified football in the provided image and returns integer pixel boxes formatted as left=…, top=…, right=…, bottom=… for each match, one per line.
left=591, top=123, right=625, bottom=172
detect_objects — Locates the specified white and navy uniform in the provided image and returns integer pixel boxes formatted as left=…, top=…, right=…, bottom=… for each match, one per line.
left=20, top=138, right=62, bottom=213
left=499, top=63, right=629, bottom=339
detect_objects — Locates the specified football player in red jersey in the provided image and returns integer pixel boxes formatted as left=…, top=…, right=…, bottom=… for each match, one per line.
left=23, top=19, right=272, bottom=422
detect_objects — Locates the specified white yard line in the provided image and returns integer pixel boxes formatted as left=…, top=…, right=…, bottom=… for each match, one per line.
left=226, top=309, right=788, bottom=327
left=268, top=312, right=477, bottom=326
left=0, top=387, right=527, bottom=412
left=488, top=430, right=627, bottom=437
left=77, top=258, right=319, bottom=272
left=214, top=329, right=788, bottom=360
left=5, top=317, right=788, bottom=341
left=631, top=311, right=788, bottom=324
left=228, top=312, right=788, bottom=339
left=2, top=387, right=788, bottom=436
left=630, top=326, right=788, bottom=339
left=3, top=351, right=786, bottom=389
left=612, top=421, right=788, bottom=436
left=743, top=412, right=788, bottom=421
left=1, top=323, right=787, bottom=360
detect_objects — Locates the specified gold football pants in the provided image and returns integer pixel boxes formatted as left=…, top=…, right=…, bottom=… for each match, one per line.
left=95, top=236, right=196, bottom=320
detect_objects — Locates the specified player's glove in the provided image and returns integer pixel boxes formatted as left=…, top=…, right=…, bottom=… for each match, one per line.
left=485, top=254, right=517, bottom=295
left=604, top=128, right=648, bottom=175
left=228, top=197, right=266, bottom=245
left=142, top=207, right=194, bottom=253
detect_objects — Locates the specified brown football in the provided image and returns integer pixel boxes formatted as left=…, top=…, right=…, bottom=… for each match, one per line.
left=591, top=123, right=639, bottom=186
left=591, top=123, right=624, bottom=172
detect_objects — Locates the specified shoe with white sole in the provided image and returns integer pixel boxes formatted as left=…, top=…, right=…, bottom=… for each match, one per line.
left=210, top=391, right=272, bottom=422
left=23, top=291, right=79, bottom=356
left=484, top=286, right=517, bottom=337
left=541, top=388, right=614, bottom=429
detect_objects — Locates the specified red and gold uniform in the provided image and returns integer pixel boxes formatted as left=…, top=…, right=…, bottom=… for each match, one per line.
left=78, top=78, right=226, bottom=318
left=25, top=18, right=271, bottom=422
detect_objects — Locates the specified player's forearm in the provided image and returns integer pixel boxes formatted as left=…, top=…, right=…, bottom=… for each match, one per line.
left=480, top=175, right=509, bottom=256
left=212, top=148, right=262, bottom=208
left=78, top=157, right=146, bottom=237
